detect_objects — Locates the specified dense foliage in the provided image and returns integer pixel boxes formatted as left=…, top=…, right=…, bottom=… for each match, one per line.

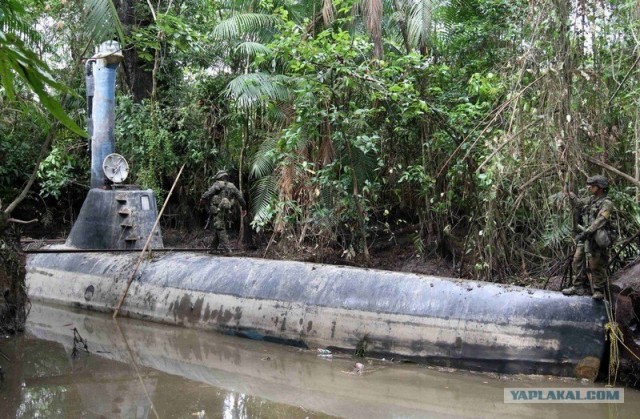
left=2, top=0, right=640, bottom=281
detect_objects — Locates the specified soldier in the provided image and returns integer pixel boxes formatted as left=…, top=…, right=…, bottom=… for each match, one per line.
left=200, top=170, right=247, bottom=253
left=562, top=175, right=614, bottom=300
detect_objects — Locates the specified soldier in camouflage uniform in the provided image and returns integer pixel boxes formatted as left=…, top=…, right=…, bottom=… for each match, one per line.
left=200, top=170, right=247, bottom=252
left=562, top=175, right=614, bottom=301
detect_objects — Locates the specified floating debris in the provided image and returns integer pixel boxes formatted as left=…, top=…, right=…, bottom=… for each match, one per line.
left=317, top=348, right=333, bottom=359
left=71, top=327, right=89, bottom=358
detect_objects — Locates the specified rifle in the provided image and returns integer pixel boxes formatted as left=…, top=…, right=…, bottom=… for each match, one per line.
left=199, top=197, right=211, bottom=230
left=551, top=244, right=574, bottom=290
left=584, top=237, right=596, bottom=295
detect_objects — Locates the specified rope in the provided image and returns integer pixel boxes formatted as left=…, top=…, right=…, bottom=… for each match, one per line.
left=603, top=274, right=620, bottom=386
left=603, top=318, right=620, bottom=386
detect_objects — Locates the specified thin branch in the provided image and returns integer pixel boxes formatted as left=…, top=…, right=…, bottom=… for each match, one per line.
left=436, top=73, right=546, bottom=178
left=476, top=118, right=542, bottom=172
left=8, top=218, right=38, bottom=224
left=512, top=166, right=555, bottom=211
left=146, top=0, right=157, bottom=21
left=586, top=156, right=640, bottom=188
left=113, top=320, right=161, bottom=419
left=518, top=167, right=556, bottom=192
left=608, top=48, right=640, bottom=106
left=3, top=129, right=54, bottom=215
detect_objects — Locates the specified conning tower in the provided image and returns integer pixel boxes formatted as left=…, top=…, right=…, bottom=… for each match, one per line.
left=66, top=41, right=163, bottom=250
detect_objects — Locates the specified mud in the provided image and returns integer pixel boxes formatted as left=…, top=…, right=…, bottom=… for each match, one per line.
left=161, top=227, right=459, bottom=278
left=1, top=302, right=639, bottom=418
left=0, top=228, right=27, bottom=335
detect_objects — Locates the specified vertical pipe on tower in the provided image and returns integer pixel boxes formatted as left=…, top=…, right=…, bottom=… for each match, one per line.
left=90, top=41, right=123, bottom=189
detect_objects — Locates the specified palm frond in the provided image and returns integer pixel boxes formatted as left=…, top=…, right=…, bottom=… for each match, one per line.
left=267, top=102, right=295, bottom=127
left=251, top=136, right=278, bottom=179
left=211, top=13, right=280, bottom=40
left=224, top=73, right=292, bottom=110
left=84, top=0, right=125, bottom=44
left=0, top=0, right=41, bottom=47
left=407, top=0, right=433, bottom=51
left=0, top=7, right=85, bottom=137
left=250, top=173, right=278, bottom=223
left=359, top=0, right=384, bottom=58
left=385, top=6, right=406, bottom=46
left=333, top=138, right=378, bottom=190
left=234, top=41, right=271, bottom=58
left=541, top=214, right=572, bottom=248
left=352, top=146, right=377, bottom=186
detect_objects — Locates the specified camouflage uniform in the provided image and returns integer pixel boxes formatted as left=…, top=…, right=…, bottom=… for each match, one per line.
left=201, top=171, right=246, bottom=252
left=564, top=175, right=614, bottom=299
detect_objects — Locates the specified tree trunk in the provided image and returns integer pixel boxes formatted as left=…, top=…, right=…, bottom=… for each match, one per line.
left=0, top=222, right=27, bottom=334
left=115, top=0, right=154, bottom=102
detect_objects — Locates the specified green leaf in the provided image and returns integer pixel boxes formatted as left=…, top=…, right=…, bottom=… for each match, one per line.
left=211, top=13, right=281, bottom=40
left=85, top=0, right=126, bottom=43
left=0, top=32, right=86, bottom=137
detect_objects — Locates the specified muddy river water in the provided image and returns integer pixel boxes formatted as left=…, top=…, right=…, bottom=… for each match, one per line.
left=1, top=303, right=639, bottom=418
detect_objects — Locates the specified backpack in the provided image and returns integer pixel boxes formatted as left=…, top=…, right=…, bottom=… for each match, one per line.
left=219, top=197, right=232, bottom=210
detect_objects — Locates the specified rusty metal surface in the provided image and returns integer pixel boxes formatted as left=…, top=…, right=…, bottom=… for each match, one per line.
left=26, top=251, right=607, bottom=377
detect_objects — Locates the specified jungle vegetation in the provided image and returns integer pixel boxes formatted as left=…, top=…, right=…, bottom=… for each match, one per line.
left=2, top=0, right=640, bottom=284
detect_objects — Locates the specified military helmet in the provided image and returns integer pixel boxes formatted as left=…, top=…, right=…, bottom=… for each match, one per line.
left=214, top=170, right=229, bottom=181
left=586, top=175, right=608, bottom=189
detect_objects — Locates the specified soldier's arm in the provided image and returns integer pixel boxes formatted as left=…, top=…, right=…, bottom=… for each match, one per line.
left=566, top=192, right=589, bottom=208
left=201, top=183, right=222, bottom=200
left=231, top=186, right=247, bottom=209
left=585, top=199, right=614, bottom=235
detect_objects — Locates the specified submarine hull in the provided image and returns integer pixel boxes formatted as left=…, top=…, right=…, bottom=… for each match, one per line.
left=26, top=251, right=606, bottom=378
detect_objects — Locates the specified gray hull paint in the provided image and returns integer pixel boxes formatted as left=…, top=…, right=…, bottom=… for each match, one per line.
left=26, top=251, right=607, bottom=377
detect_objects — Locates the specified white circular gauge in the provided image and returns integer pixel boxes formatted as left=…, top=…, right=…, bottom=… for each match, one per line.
left=103, top=153, right=129, bottom=183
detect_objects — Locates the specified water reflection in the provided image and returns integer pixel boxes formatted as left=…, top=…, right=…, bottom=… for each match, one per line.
left=17, top=384, right=70, bottom=418
left=1, top=303, right=639, bottom=418
left=0, top=307, right=332, bottom=418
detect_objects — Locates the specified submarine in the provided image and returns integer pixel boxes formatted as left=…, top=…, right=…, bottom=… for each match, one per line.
left=25, top=41, right=607, bottom=380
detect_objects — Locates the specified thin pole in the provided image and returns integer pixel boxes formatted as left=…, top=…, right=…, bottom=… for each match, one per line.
left=113, top=319, right=161, bottom=419
left=113, top=164, right=185, bottom=319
